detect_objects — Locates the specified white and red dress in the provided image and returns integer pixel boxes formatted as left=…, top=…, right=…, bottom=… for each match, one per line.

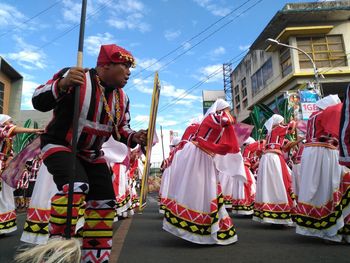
left=253, top=121, right=296, bottom=225
left=231, top=142, right=258, bottom=215
left=0, top=124, right=17, bottom=234
left=159, top=124, right=199, bottom=214
left=162, top=111, right=240, bottom=245
left=295, top=103, right=350, bottom=242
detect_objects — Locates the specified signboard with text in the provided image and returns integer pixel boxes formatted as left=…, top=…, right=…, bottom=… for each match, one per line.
left=202, top=90, right=225, bottom=115
left=203, top=100, right=215, bottom=115
left=299, top=90, right=319, bottom=120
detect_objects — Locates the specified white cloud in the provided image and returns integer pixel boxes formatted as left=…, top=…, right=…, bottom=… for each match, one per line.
left=157, top=116, right=178, bottom=127
left=0, top=3, right=26, bottom=29
left=107, top=14, right=150, bottom=33
left=162, top=83, right=201, bottom=101
left=195, top=64, right=223, bottom=83
left=85, top=33, right=116, bottom=56
left=110, top=0, right=145, bottom=13
left=134, top=115, right=149, bottom=122
left=6, top=36, right=47, bottom=70
left=173, top=99, right=195, bottom=106
left=193, top=0, right=231, bottom=17
left=164, top=30, right=181, bottom=41
left=132, top=103, right=148, bottom=108
left=61, top=0, right=84, bottom=23
left=105, top=0, right=150, bottom=33
left=211, top=46, right=226, bottom=56
left=182, top=42, right=192, bottom=50
left=132, top=78, right=153, bottom=94
left=239, top=44, right=250, bottom=51
left=21, top=80, right=39, bottom=110
left=208, top=46, right=226, bottom=60
left=137, top=58, right=163, bottom=71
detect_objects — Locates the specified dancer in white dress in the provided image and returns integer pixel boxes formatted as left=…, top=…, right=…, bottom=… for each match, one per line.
left=163, top=99, right=244, bottom=245
left=253, top=114, right=296, bottom=225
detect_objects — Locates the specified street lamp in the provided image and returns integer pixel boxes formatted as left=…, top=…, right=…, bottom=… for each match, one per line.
left=266, top=38, right=323, bottom=97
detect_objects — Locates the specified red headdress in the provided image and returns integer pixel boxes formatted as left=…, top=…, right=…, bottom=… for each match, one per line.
left=97, top=44, right=136, bottom=67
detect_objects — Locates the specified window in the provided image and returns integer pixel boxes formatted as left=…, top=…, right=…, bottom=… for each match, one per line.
left=267, top=95, right=284, bottom=112
left=235, top=94, right=240, bottom=104
left=0, top=82, right=4, bottom=114
left=234, top=85, right=239, bottom=95
left=235, top=104, right=240, bottom=114
left=280, top=46, right=292, bottom=77
left=251, top=58, right=273, bottom=95
left=297, top=35, right=347, bottom=68
left=241, top=77, right=247, bottom=98
left=242, top=98, right=248, bottom=109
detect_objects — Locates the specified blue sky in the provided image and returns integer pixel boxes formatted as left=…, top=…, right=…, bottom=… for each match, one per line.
left=0, top=0, right=324, bottom=161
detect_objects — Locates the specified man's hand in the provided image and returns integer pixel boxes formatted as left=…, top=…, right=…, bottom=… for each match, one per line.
left=57, top=67, right=86, bottom=93
left=132, top=129, right=148, bottom=146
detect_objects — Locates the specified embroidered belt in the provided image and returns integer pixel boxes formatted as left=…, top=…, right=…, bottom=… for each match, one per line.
left=304, top=142, right=337, bottom=150
left=264, top=149, right=282, bottom=155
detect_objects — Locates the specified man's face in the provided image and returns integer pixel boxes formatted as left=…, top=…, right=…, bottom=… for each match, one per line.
left=103, top=62, right=131, bottom=88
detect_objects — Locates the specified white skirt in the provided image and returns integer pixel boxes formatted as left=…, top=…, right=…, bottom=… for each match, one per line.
left=295, top=146, right=346, bottom=242
left=21, top=164, right=57, bottom=244
left=232, top=166, right=256, bottom=215
left=112, top=164, right=132, bottom=216
left=159, top=166, right=171, bottom=213
left=218, top=172, right=234, bottom=208
left=291, top=163, right=301, bottom=199
left=253, top=152, right=294, bottom=225
left=0, top=178, right=16, bottom=234
left=162, top=143, right=237, bottom=245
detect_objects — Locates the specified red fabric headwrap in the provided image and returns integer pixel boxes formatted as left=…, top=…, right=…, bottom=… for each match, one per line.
left=97, top=44, right=136, bottom=67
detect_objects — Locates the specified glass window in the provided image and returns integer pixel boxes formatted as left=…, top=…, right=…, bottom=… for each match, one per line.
left=280, top=46, right=292, bottom=77
left=234, top=85, right=239, bottom=95
left=0, top=82, right=4, bottom=114
left=297, top=35, right=347, bottom=69
left=235, top=104, right=240, bottom=114
left=242, top=98, right=248, bottom=109
left=241, top=77, right=247, bottom=98
left=251, top=58, right=273, bottom=95
left=235, top=94, right=240, bottom=104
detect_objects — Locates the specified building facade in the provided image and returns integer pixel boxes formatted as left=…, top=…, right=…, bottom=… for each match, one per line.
left=232, top=1, right=350, bottom=122
left=202, top=90, right=226, bottom=114
left=0, top=57, right=23, bottom=120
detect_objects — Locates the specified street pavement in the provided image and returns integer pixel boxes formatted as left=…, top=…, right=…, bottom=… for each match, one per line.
left=1, top=194, right=348, bottom=263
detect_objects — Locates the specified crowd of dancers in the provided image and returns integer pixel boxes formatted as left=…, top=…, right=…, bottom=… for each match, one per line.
left=159, top=96, right=350, bottom=245
left=0, top=93, right=348, bottom=261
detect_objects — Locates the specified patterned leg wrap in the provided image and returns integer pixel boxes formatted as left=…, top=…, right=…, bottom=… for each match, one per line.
left=49, top=182, right=88, bottom=238
left=81, top=199, right=115, bottom=263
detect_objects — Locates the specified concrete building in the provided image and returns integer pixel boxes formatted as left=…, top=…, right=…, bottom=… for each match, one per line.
left=0, top=57, right=23, bottom=120
left=202, top=90, right=226, bottom=114
left=232, top=1, right=350, bottom=122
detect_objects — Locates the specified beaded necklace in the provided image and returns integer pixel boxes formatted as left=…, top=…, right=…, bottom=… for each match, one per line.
left=96, top=75, right=121, bottom=140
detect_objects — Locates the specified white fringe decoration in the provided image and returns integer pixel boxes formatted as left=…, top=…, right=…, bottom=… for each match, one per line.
left=15, top=238, right=81, bottom=263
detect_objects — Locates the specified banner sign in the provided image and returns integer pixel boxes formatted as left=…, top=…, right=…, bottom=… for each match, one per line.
left=299, top=90, right=319, bottom=120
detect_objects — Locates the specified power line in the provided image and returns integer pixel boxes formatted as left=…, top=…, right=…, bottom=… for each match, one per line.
left=5, top=0, right=113, bottom=61
left=0, top=0, right=63, bottom=39
left=124, top=0, right=264, bottom=92
left=129, top=0, right=254, bottom=80
left=131, top=0, right=338, bottom=130
left=131, top=49, right=248, bottom=129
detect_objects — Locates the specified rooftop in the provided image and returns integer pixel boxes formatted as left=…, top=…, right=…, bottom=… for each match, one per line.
left=250, top=1, right=350, bottom=50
